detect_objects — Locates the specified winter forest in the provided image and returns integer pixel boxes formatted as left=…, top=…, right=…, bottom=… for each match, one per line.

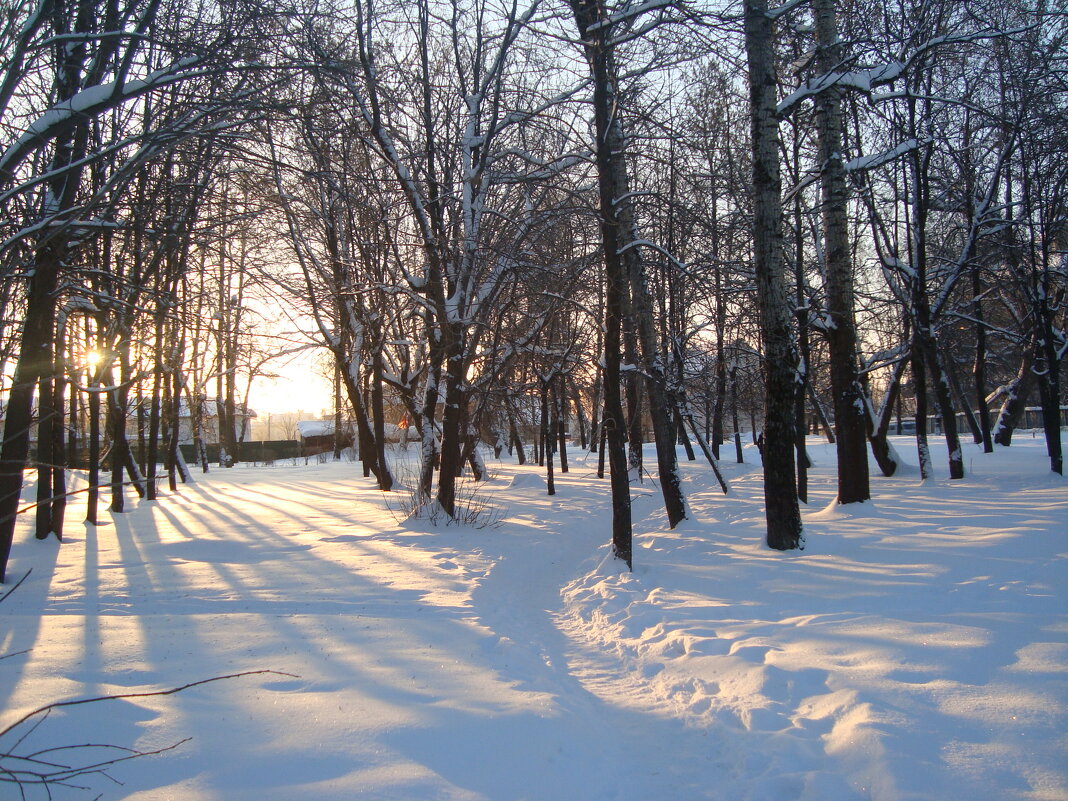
left=1, top=0, right=1066, bottom=799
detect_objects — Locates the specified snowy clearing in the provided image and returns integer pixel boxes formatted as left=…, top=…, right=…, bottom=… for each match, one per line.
left=2, top=437, right=1066, bottom=801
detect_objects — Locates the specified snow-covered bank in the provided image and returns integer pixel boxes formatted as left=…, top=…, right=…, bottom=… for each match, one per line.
left=2, top=437, right=1065, bottom=800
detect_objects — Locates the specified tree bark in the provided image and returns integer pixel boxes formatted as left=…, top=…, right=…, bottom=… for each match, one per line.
left=814, top=0, right=869, bottom=504
left=0, top=252, right=61, bottom=579
left=744, top=0, right=803, bottom=550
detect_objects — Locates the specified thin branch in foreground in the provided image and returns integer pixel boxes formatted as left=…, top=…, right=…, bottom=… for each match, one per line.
left=0, top=669, right=299, bottom=796
left=0, top=569, right=31, bottom=602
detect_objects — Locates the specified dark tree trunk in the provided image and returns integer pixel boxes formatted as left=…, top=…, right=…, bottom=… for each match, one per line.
left=573, top=384, right=589, bottom=451
left=909, top=110, right=963, bottom=480
left=912, top=342, right=933, bottom=480
left=588, top=366, right=602, bottom=454
left=1035, top=335, right=1063, bottom=474
left=972, top=268, right=994, bottom=453
left=371, top=349, right=394, bottom=490
left=597, top=418, right=608, bottom=479
left=731, top=368, right=745, bottom=464
left=993, top=349, right=1034, bottom=446
left=942, top=343, right=982, bottom=443
left=572, top=0, right=684, bottom=528
left=571, top=0, right=645, bottom=565
left=866, top=359, right=904, bottom=477
left=543, top=379, right=556, bottom=496
left=436, top=323, right=466, bottom=516
left=339, top=357, right=388, bottom=488
left=146, top=330, right=163, bottom=501
left=921, top=326, right=964, bottom=479
left=745, top=0, right=803, bottom=550
left=807, top=384, right=836, bottom=442
left=1, top=246, right=62, bottom=577
left=334, top=361, right=343, bottom=461
left=814, top=0, right=869, bottom=504
left=624, top=330, right=643, bottom=478
left=508, top=409, right=526, bottom=465
left=556, top=376, right=569, bottom=474
left=49, top=318, right=68, bottom=540
left=87, top=360, right=101, bottom=526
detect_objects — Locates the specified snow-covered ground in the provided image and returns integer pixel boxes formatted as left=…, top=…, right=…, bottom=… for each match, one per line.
left=2, top=436, right=1065, bottom=801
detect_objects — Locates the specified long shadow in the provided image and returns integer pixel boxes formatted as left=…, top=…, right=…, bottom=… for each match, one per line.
left=378, top=464, right=740, bottom=799
left=5, top=467, right=544, bottom=797
left=0, top=474, right=62, bottom=717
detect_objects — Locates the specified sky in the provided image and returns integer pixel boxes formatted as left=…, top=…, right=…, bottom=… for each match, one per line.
left=245, top=346, right=334, bottom=416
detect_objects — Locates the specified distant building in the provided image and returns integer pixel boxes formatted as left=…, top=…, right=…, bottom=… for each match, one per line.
left=296, top=419, right=404, bottom=455
left=297, top=420, right=351, bottom=455
left=127, top=398, right=257, bottom=445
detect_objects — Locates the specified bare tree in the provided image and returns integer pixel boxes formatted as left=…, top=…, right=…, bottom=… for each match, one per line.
left=744, top=0, right=803, bottom=550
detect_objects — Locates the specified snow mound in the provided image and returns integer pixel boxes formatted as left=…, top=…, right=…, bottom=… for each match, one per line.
left=508, top=472, right=546, bottom=489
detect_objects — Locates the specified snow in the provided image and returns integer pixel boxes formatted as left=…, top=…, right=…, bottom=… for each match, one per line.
left=844, top=139, right=920, bottom=173
left=2, top=437, right=1066, bottom=800
left=0, top=57, right=204, bottom=176
left=295, top=419, right=336, bottom=438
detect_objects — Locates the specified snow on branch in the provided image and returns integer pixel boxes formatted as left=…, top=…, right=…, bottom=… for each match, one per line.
left=778, top=60, right=906, bottom=116
left=777, top=23, right=1037, bottom=117
left=587, top=0, right=677, bottom=33
left=0, top=56, right=208, bottom=183
left=844, top=138, right=921, bottom=173
left=767, top=0, right=808, bottom=21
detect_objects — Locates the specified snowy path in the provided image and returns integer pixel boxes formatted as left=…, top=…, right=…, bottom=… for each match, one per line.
left=2, top=439, right=1066, bottom=801
left=2, top=458, right=724, bottom=800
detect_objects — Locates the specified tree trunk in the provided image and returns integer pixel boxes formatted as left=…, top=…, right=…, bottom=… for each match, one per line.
left=556, top=376, right=569, bottom=474
left=436, top=323, right=466, bottom=516
left=745, top=0, right=803, bottom=550
left=570, top=0, right=684, bottom=528
left=0, top=250, right=61, bottom=578
left=87, top=363, right=101, bottom=526
left=865, top=358, right=904, bottom=477
left=571, top=0, right=639, bottom=566
left=912, top=344, right=933, bottom=480
left=543, top=378, right=556, bottom=496
left=993, top=348, right=1034, bottom=445
left=49, top=317, right=68, bottom=540
left=814, top=0, right=869, bottom=504
left=972, top=267, right=994, bottom=453
left=371, top=350, right=394, bottom=490
left=942, top=343, right=982, bottom=443
left=339, top=356, right=388, bottom=488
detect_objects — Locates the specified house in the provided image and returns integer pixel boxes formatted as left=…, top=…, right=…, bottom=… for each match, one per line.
left=126, top=397, right=257, bottom=445
left=297, top=420, right=352, bottom=455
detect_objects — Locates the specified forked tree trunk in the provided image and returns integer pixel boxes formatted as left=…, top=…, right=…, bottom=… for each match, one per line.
left=866, top=358, right=905, bottom=477
left=993, top=347, right=1034, bottom=446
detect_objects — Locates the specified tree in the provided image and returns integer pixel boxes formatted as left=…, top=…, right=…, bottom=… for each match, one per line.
left=744, top=0, right=803, bottom=550
left=0, top=0, right=286, bottom=582
left=810, top=0, right=870, bottom=503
